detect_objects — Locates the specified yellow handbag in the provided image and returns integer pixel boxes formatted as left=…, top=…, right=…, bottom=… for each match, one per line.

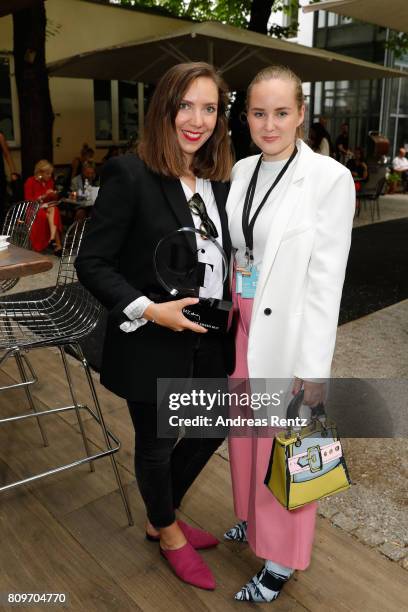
left=264, top=391, right=351, bottom=510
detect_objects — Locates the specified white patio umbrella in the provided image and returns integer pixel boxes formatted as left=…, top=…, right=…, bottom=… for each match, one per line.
left=303, top=0, right=408, bottom=34
left=47, top=20, right=403, bottom=88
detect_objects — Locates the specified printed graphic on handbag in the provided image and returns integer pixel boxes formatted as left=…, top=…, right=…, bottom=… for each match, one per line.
left=264, top=390, right=351, bottom=510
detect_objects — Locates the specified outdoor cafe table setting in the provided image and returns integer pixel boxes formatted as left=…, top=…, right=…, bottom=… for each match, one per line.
left=0, top=237, right=53, bottom=284
left=58, top=190, right=98, bottom=224
left=59, top=185, right=99, bottom=208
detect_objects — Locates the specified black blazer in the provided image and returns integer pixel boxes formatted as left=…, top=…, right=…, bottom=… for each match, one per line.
left=75, top=154, right=234, bottom=402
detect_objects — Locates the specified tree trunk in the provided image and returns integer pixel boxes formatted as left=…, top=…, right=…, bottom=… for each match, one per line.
left=248, top=0, right=275, bottom=34
left=13, top=0, right=54, bottom=180
left=229, top=0, right=275, bottom=160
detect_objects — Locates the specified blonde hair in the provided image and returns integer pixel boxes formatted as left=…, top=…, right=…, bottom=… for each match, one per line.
left=246, top=65, right=305, bottom=139
left=34, top=159, right=53, bottom=176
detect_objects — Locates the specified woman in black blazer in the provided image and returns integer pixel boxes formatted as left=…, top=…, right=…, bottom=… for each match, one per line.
left=75, top=62, right=233, bottom=590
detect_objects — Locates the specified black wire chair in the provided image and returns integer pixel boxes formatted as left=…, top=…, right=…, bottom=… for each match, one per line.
left=358, top=177, right=386, bottom=222
left=0, top=220, right=133, bottom=525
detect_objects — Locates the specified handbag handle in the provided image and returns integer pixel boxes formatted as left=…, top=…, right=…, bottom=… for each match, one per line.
left=285, top=390, right=326, bottom=439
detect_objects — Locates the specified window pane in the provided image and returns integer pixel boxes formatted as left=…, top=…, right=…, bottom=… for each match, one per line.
left=0, top=57, right=14, bottom=141
left=393, top=76, right=408, bottom=115
left=119, top=80, right=138, bottom=142
left=314, top=82, right=322, bottom=115
left=317, top=10, right=326, bottom=28
left=396, top=117, right=408, bottom=151
left=322, top=83, right=335, bottom=114
left=339, top=15, right=353, bottom=25
left=328, top=12, right=338, bottom=27
left=94, top=80, right=112, bottom=140
left=337, top=80, right=349, bottom=90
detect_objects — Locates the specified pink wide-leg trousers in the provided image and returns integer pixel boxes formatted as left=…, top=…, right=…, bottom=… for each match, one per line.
left=228, top=289, right=317, bottom=570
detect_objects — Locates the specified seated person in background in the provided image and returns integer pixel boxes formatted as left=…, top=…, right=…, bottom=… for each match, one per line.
left=71, top=143, right=95, bottom=180
left=70, top=161, right=99, bottom=195
left=309, top=122, right=331, bottom=156
left=70, top=161, right=99, bottom=221
left=24, top=159, right=63, bottom=255
left=335, top=123, right=353, bottom=164
left=392, top=147, right=408, bottom=192
left=347, top=147, right=369, bottom=191
left=318, top=117, right=334, bottom=156
left=102, top=145, right=120, bottom=164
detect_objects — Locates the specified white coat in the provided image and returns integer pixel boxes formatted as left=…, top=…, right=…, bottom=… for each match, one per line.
left=226, top=139, right=355, bottom=381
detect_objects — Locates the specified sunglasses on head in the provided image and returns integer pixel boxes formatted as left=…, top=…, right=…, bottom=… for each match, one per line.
left=188, top=193, right=218, bottom=240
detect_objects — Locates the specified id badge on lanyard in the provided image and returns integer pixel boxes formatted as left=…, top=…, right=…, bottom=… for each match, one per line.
left=237, top=266, right=259, bottom=298
left=236, top=146, right=298, bottom=300
left=235, top=256, right=259, bottom=299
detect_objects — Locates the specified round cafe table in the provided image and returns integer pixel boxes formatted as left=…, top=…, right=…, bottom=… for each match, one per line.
left=0, top=245, right=53, bottom=283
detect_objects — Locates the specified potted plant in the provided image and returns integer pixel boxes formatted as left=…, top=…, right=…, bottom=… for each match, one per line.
left=386, top=171, right=401, bottom=194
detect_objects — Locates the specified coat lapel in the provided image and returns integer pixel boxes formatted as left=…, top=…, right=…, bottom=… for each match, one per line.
left=251, top=182, right=302, bottom=321
left=160, top=175, right=232, bottom=298
left=226, top=155, right=260, bottom=223
left=251, top=140, right=314, bottom=322
left=211, top=180, right=231, bottom=260
left=212, top=180, right=232, bottom=299
left=159, top=175, right=195, bottom=229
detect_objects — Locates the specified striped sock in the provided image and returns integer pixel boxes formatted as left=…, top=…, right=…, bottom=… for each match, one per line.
left=223, top=520, right=248, bottom=542
left=234, top=560, right=294, bottom=603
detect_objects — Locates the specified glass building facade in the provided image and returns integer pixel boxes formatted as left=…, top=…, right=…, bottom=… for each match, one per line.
left=310, top=11, right=408, bottom=158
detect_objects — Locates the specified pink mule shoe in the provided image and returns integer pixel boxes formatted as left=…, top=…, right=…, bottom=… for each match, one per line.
left=178, top=520, right=219, bottom=549
left=160, top=542, right=216, bottom=590
left=146, top=520, right=219, bottom=550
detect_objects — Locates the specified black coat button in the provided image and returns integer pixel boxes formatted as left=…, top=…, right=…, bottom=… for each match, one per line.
left=264, top=308, right=272, bottom=315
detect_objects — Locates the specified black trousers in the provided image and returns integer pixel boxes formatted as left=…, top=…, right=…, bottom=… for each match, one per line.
left=127, top=333, right=226, bottom=528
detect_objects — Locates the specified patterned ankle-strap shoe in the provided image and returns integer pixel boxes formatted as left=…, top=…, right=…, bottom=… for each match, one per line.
left=223, top=520, right=248, bottom=543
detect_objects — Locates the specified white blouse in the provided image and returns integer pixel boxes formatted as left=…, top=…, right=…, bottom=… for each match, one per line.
left=120, top=177, right=223, bottom=332
left=180, top=177, right=223, bottom=301
left=229, top=155, right=297, bottom=269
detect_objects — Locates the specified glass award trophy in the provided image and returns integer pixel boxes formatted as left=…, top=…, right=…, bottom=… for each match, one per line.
left=154, top=226, right=232, bottom=332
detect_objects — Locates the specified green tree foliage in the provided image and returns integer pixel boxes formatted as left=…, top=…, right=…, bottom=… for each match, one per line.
left=118, top=1, right=298, bottom=38
left=119, top=1, right=252, bottom=27
left=387, top=32, right=408, bottom=60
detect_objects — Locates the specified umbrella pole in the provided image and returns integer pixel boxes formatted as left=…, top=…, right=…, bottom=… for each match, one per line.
left=208, top=40, right=214, bottom=64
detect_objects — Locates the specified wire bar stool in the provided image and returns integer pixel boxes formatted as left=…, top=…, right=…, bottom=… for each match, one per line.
left=0, top=200, right=48, bottom=444
left=1, top=200, right=40, bottom=293
left=0, top=220, right=134, bottom=526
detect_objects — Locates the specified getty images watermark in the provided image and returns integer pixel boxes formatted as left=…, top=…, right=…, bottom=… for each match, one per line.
left=156, top=378, right=312, bottom=438
left=167, top=388, right=308, bottom=428
left=157, top=378, right=408, bottom=438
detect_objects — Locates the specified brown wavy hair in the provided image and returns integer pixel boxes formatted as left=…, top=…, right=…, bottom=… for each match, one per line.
left=138, top=62, right=233, bottom=181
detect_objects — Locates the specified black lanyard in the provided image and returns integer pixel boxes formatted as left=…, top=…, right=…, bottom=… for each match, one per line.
left=242, top=145, right=298, bottom=265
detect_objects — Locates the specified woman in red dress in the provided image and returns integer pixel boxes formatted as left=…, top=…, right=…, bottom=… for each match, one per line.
left=24, top=159, right=63, bottom=255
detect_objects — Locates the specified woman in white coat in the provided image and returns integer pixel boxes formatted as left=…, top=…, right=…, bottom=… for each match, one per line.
left=224, top=66, right=355, bottom=603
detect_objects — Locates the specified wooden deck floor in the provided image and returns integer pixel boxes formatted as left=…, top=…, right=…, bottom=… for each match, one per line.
left=0, top=347, right=406, bottom=612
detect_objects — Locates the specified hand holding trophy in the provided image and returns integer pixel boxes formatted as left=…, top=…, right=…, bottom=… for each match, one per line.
left=144, top=296, right=208, bottom=333
left=153, top=194, right=232, bottom=333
